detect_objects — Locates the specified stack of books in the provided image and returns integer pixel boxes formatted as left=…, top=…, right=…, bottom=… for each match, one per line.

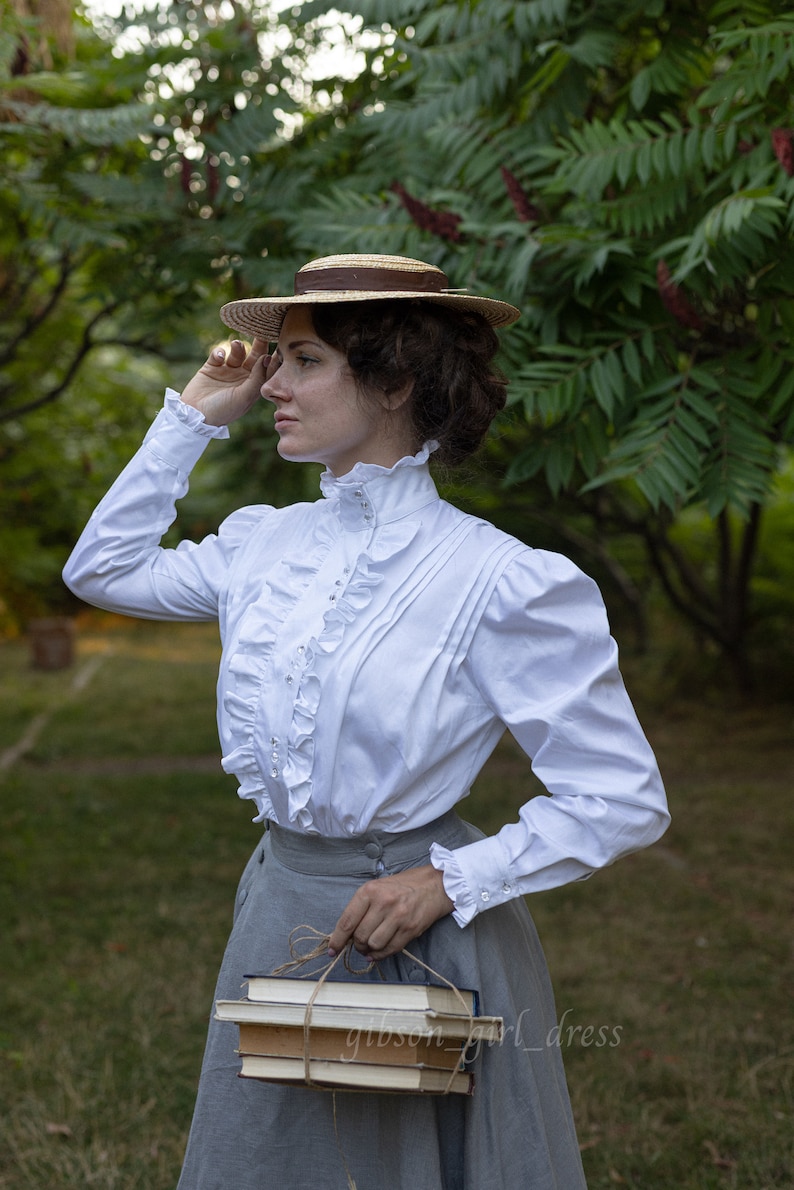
left=215, top=974, right=503, bottom=1095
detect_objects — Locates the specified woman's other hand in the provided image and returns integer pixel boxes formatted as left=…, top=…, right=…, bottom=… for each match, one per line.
left=181, top=337, right=272, bottom=427
left=328, top=865, right=454, bottom=961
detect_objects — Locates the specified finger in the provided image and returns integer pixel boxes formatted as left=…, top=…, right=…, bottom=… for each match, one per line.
left=246, top=336, right=271, bottom=366
left=347, top=897, right=403, bottom=957
left=362, top=927, right=400, bottom=961
left=227, top=339, right=247, bottom=368
left=328, top=889, right=373, bottom=956
left=251, top=352, right=271, bottom=378
left=363, top=902, right=417, bottom=959
left=365, top=933, right=404, bottom=961
left=248, top=348, right=273, bottom=385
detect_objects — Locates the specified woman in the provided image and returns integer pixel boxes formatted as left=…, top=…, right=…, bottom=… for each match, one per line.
left=64, top=253, right=669, bottom=1189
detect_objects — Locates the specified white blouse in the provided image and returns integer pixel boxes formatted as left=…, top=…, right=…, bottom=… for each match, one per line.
left=63, top=394, right=669, bottom=926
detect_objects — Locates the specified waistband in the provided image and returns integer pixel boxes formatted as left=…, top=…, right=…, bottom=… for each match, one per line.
left=266, top=809, right=472, bottom=878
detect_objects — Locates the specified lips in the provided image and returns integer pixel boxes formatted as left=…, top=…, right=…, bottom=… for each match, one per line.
left=274, top=414, right=297, bottom=429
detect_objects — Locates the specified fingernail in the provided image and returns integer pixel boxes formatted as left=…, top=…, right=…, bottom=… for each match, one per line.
left=327, top=947, right=337, bottom=957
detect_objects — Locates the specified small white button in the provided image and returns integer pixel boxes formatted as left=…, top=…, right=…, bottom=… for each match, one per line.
left=480, top=890, right=490, bottom=903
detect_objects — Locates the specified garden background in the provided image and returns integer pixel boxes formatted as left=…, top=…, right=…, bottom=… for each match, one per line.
left=2, top=1, right=793, bottom=1186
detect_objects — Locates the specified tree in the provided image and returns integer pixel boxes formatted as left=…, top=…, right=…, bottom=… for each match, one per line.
left=74, top=0, right=794, bottom=689
left=0, top=0, right=397, bottom=626
left=0, top=0, right=290, bottom=625
left=0, top=4, right=170, bottom=624
left=6, top=0, right=794, bottom=690
left=222, top=0, right=793, bottom=692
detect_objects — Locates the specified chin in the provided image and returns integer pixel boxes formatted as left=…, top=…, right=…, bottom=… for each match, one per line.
left=277, top=442, right=321, bottom=466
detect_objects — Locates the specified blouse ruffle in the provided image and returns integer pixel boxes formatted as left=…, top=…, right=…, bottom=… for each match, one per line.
left=219, top=446, right=434, bottom=827
left=163, top=388, right=230, bottom=439
left=317, top=439, right=438, bottom=498
left=219, top=510, right=333, bottom=821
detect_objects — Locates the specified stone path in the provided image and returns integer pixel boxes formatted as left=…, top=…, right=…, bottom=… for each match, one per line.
left=0, top=648, right=224, bottom=778
left=0, top=654, right=106, bottom=776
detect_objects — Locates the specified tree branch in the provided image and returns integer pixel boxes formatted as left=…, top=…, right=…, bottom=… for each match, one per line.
left=734, top=502, right=763, bottom=636
left=717, top=509, right=734, bottom=637
left=0, top=250, right=73, bottom=371
left=0, top=302, right=118, bottom=423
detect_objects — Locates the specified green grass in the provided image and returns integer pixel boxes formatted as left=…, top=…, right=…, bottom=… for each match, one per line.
left=1, top=617, right=792, bottom=1188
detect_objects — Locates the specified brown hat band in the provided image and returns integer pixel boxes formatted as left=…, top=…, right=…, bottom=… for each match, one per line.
left=293, top=265, right=448, bottom=295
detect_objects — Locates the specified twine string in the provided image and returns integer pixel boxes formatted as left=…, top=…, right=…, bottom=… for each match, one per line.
left=398, top=945, right=477, bottom=1095
left=332, top=1091, right=357, bottom=1190
left=269, top=925, right=476, bottom=1097
left=271, top=926, right=378, bottom=1190
left=271, top=926, right=376, bottom=1087
left=261, top=925, right=480, bottom=1190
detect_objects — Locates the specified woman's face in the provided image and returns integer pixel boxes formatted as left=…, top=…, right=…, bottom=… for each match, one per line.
left=260, top=306, right=414, bottom=477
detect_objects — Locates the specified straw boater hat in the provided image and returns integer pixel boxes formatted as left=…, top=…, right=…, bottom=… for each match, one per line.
left=220, top=253, right=521, bottom=341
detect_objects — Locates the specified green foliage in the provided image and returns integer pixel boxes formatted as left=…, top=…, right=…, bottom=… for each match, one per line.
left=0, top=0, right=314, bottom=625
left=271, top=0, right=794, bottom=528
left=0, top=347, right=163, bottom=629
left=5, top=0, right=794, bottom=684
left=242, top=0, right=793, bottom=688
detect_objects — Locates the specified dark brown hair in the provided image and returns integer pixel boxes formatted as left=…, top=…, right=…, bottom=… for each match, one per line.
left=309, top=300, right=507, bottom=466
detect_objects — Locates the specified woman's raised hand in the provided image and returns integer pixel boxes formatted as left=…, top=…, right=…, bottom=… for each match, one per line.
left=181, top=337, right=272, bottom=427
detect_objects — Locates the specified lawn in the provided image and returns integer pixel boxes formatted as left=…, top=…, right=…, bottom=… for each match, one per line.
left=1, top=615, right=792, bottom=1188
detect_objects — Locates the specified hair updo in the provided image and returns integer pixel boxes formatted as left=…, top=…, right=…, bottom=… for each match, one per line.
left=309, top=300, right=508, bottom=466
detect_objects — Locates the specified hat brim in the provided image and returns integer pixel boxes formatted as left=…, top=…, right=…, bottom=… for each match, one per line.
left=219, top=290, right=521, bottom=341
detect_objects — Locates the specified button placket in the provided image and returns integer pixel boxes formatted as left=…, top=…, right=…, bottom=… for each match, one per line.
left=283, top=639, right=308, bottom=690
left=275, top=638, right=308, bottom=779
left=330, top=565, right=352, bottom=604
left=363, top=839, right=385, bottom=876
left=351, top=486, right=374, bottom=526
left=269, top=735, right=280, bottom=779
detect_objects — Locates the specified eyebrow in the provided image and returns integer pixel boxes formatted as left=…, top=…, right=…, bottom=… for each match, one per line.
left=276, top=337, right=324, bottom=355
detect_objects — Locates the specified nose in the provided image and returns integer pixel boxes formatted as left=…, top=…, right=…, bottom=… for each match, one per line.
left=260, top=357, right=287, bottom=403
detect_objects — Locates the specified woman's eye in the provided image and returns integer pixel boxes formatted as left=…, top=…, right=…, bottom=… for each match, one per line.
left=297, top=354, right=319, bottom=367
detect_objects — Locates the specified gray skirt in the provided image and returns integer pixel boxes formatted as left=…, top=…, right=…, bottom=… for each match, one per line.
left=177, top=812, right=587, bottom=1190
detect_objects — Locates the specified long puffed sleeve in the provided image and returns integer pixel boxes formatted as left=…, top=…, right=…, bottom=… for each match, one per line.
left=430, top=549, right=669, bottom=925
left=63, top=392, right=268, bottom=621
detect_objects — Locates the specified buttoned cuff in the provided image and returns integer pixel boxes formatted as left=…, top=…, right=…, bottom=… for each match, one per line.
left=430, top=837, right=519, bottom=927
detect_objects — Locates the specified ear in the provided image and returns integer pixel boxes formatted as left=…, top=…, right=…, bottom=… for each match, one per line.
left=382, top=378, right=414, bottom=411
